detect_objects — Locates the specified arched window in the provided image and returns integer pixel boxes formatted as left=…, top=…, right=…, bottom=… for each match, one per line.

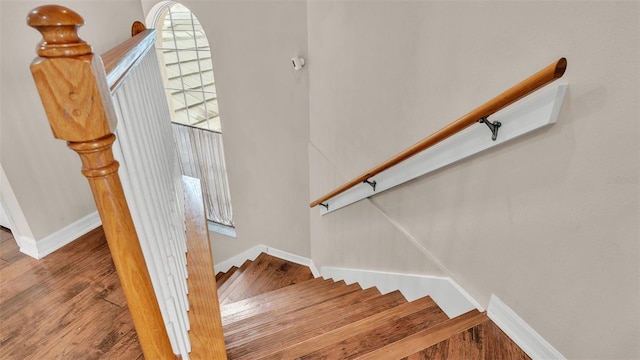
left=150, top=2, right=234, bottom=232
left=156, top=3, right=220, bottom=131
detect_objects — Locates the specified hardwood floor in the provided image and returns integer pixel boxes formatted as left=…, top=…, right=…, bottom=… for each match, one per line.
left=0, top=226, right=143, bottom=360
left=1, top=226, right=532, bottom=359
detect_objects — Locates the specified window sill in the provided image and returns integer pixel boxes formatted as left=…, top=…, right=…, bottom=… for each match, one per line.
left=207, top=221, right=236, bottom=238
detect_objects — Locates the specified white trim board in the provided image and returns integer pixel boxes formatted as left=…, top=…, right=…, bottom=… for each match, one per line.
left=318, top=83, right=567, bottom=214
left=20, top=211, right=102, bottom=259
left=214, top=245, right=480, bottom=318
left=213, top=246, right=563, bottom=357
left=214, top=245, right=320, bottom=277
left=321, top=266, right=482, bottom=319
left=488, top=294, right=566, bottom=360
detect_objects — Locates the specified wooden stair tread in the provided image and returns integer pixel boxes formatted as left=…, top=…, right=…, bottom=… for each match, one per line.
left=221, top=277, right=336, bottom=324
left=221, top=277, right=331, bottom=318
left=255, top=295, right=447, bottom=360
left=216, top=266, right=238, bottom=288
left=219, top=253, right=314, bottom=305
left=224, top=285, right=383, bottom=340
left=354, top=309, right=487, bottom=360
left=399, top=318, right=531, bottom=360
left=219, top=253, right=276, bottom=305
left=207, top=248, right=529, bottom=359
left=217, top=259, right=253, bottom=303
left=215, top=269, right=226, bottom=282
left=228, top=290, right=409, bottom=360
left=229, top=254, right=314, bottom=303
left=223, top=280, right=362, bottom=327
left=225, top=286, right=382, bottom=351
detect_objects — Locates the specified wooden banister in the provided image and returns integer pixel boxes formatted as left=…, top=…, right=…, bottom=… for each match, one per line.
left=183, top=176, right=228, bottom=359
left=102, top=28, right=156, bottom=92
left=310, top=58, right=567, bottom=208
left=28, top=5, right=176, bottom=359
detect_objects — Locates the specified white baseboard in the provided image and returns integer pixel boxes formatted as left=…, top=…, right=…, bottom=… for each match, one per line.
left=265, top=247, right=320, bottom=277
left=214, top=246, right=479, bottom=318
left=488, top=294, right=565, bottom=360
left=320, top=266, right=482, bottom=318
left=214, top=245, right=320, bottom=277
left=211, top=246, right=562, bottom=359
left=19, top=211, right=102, bottom=259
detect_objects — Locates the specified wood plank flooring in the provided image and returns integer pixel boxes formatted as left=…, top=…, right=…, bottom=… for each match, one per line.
left=0, top=226, right=143, bottom=360
left=1, top=225, right=532, bottom=360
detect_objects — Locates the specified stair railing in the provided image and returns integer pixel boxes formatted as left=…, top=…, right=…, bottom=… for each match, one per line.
left=28, top=5, right=226, bottom=359
left=310, top=58, right=567, bottom=209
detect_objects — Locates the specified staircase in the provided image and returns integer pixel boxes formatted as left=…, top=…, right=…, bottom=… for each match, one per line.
left=215, top=253, right=531, bottom=360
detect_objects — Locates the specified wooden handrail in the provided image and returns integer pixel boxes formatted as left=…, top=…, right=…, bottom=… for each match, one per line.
left=28, top=5, right=176, bottom=359
left=183, top=176, right=228, bottom=359
left=310, top=57, right=567, bottom=208
left=102, top=28, right=156, bottom=92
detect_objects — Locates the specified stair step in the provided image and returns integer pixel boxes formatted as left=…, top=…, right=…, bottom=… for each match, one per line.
left=221, top=277, right=329, bottom=320
left=224, top=281, right=377, bottom=340
left=353, top=309, right=487, bottom=360
left=225, top=286, right=382, bottom=351
left=219, top=255, right=269, bottom=304
left=212, top=255, right=529, bottom=359
left=221, top=277, right=332, bottom=320
left=216, top=266, right=238, bottom=288
left=227, top=256, right=314, bottom=305
left=229, top=289, right=408, bottom=360
left=219, top=253, right=314, bottom=305
left=215, top=270, right=225, bottom=282
left=217, top=259, right=253, bottom=303
left=253, top=295, right=448, bottom=360
left=222, top=278, right=353, bottom=325
left=399, top=317, right=531, bottom=360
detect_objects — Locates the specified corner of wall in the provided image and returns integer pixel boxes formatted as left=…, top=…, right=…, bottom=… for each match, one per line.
left=17, top=211, right=102, bottom=259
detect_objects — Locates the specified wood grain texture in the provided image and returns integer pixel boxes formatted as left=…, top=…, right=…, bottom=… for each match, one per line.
left=310, top=58, right=567, bottom=208
left=224, top=284, right=381, bottom=338
left=221, top=277, right=332, bottom=325
left=356, top=310, right=487, bottom=360
left=216, top=266, right=238, bottom=287
left=219, top=253, right=313, bottom=305
left=301, top=301, right=449, bottom=359
left=101, top=29, right=156, bottom=92
left=261, top=295, right=445, bottom=360
left=183, top=176, right=227, bottom=359
left=224, top=286, right=382, bottom=348
left=229, top=290, right=409, bottom=360
left=0, top=227, right=143, bottom=360
left=401, top=319, right=532, bottom=360
left=27, top=5, right=174, bottom=359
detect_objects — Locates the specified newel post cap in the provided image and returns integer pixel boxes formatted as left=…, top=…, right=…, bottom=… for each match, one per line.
left=27, top=5, right=92, bottom=57
left=28, top=5, right=117, bottom=142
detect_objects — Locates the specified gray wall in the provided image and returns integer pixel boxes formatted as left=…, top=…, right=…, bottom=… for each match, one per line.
left=3, top=1, right=638, bottom=358
left=0, top=1, right=145, bottom=240
left=144, top=0, right=312, bottom=261
left=307, top=1, right=639, bottom=359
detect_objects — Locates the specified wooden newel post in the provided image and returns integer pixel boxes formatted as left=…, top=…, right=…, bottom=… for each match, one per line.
left=27, top=5, right=176, bottom=359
